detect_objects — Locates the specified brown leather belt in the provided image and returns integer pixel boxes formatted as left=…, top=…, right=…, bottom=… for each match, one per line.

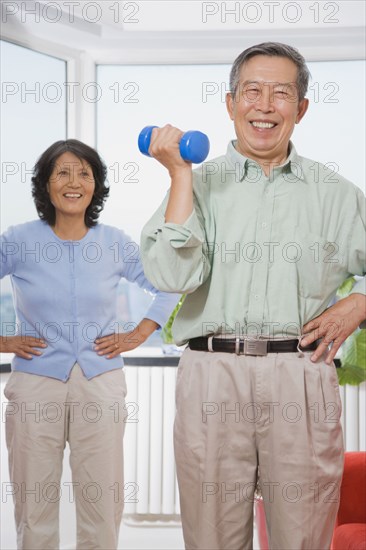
left=188, top=336, right=317, bottom=356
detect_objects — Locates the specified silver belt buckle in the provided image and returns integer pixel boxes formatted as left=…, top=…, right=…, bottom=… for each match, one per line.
left=243, top=339, right=268, bottom=356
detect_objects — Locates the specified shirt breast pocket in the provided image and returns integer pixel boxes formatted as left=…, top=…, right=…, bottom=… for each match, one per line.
left=286, top=227, right=344, bottom=299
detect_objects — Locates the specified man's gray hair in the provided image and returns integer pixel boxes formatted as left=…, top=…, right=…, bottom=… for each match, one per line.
left=229, top=42, right=311, bottom=101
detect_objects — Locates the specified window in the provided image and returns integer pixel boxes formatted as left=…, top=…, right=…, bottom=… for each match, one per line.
left=97, top=64, right=235, bottom=346
left=0, top=40, right=67, bottom=333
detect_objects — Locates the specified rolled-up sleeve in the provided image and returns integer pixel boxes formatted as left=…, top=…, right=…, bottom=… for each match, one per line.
left=141, top=192, right=211, bottom=294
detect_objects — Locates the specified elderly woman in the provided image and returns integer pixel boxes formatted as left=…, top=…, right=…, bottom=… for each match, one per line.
left=0, top=139, right=179, bottom=550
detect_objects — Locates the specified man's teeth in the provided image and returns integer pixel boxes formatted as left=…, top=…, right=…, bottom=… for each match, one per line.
left=251, top=121, right=275, bottom=129
left=64, top=193, right=82, bottom=198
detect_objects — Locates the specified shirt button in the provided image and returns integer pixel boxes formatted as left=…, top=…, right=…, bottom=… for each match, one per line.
left=255, top=294, right=259, bottom=300
left=261, top=222, right=267, bottom=228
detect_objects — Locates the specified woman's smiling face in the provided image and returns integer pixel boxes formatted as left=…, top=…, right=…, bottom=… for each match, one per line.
left=47, top=151, right=95, bottom=222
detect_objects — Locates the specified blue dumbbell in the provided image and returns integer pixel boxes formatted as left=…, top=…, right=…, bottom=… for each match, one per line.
left=138, top=125, right=210, bottom=164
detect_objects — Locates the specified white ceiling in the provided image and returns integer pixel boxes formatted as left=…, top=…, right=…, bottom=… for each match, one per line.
left=1, top=0, right=365, bottom=63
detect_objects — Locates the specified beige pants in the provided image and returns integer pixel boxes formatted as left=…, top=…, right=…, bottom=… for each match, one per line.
left=4, top=364, right=127, bottom=550
left=174, top=349, right=344, bottom=550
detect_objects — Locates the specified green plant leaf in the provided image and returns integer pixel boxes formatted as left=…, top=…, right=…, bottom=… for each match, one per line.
left=337, top=330, right=366, bottom=386
left=337, top=364, right=366, bottom=386
left=336, top=276, right=356, bottom=299
left=161, top=295, right=186, bottom=344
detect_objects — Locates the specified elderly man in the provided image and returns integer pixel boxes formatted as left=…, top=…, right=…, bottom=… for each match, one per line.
left=141, top=43, right=366, bottom=549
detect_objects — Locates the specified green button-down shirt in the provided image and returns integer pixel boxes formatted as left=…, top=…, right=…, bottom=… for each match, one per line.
left=141, top=141, right=366, bottom=345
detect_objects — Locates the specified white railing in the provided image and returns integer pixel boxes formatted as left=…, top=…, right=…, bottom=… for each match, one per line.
left=123, top=365, right=180, bottom=522
left=340, top=383, right=366, bottom=451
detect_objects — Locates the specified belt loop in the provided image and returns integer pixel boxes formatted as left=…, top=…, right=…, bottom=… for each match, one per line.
left=297, top=334, right=305, bottom=358
left=235, top=337, right=240, bottom=355
left=207, top=335, right=214, bottom=352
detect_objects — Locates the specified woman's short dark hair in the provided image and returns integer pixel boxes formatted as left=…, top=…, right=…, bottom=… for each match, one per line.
left=230, top=42, right=311, bottom=101
left=31, top=139, right=109, bottom=227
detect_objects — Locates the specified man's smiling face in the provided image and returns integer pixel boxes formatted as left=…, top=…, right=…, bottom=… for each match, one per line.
left=226, top=55, right=309, bottom=168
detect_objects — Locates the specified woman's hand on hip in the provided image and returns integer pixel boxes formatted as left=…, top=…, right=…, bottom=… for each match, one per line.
left=0, top=335, right=47, bottom=359
left=94, top=319, right=159, bottom=359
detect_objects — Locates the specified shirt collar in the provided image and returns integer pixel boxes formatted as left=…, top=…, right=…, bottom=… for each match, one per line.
left=226, top=140, right=305, bottom=182
left=286, top=142, right=305, bottom=181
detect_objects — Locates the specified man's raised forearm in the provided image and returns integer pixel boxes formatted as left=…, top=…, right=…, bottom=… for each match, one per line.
left=165, top=167, right=194, bottom=224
